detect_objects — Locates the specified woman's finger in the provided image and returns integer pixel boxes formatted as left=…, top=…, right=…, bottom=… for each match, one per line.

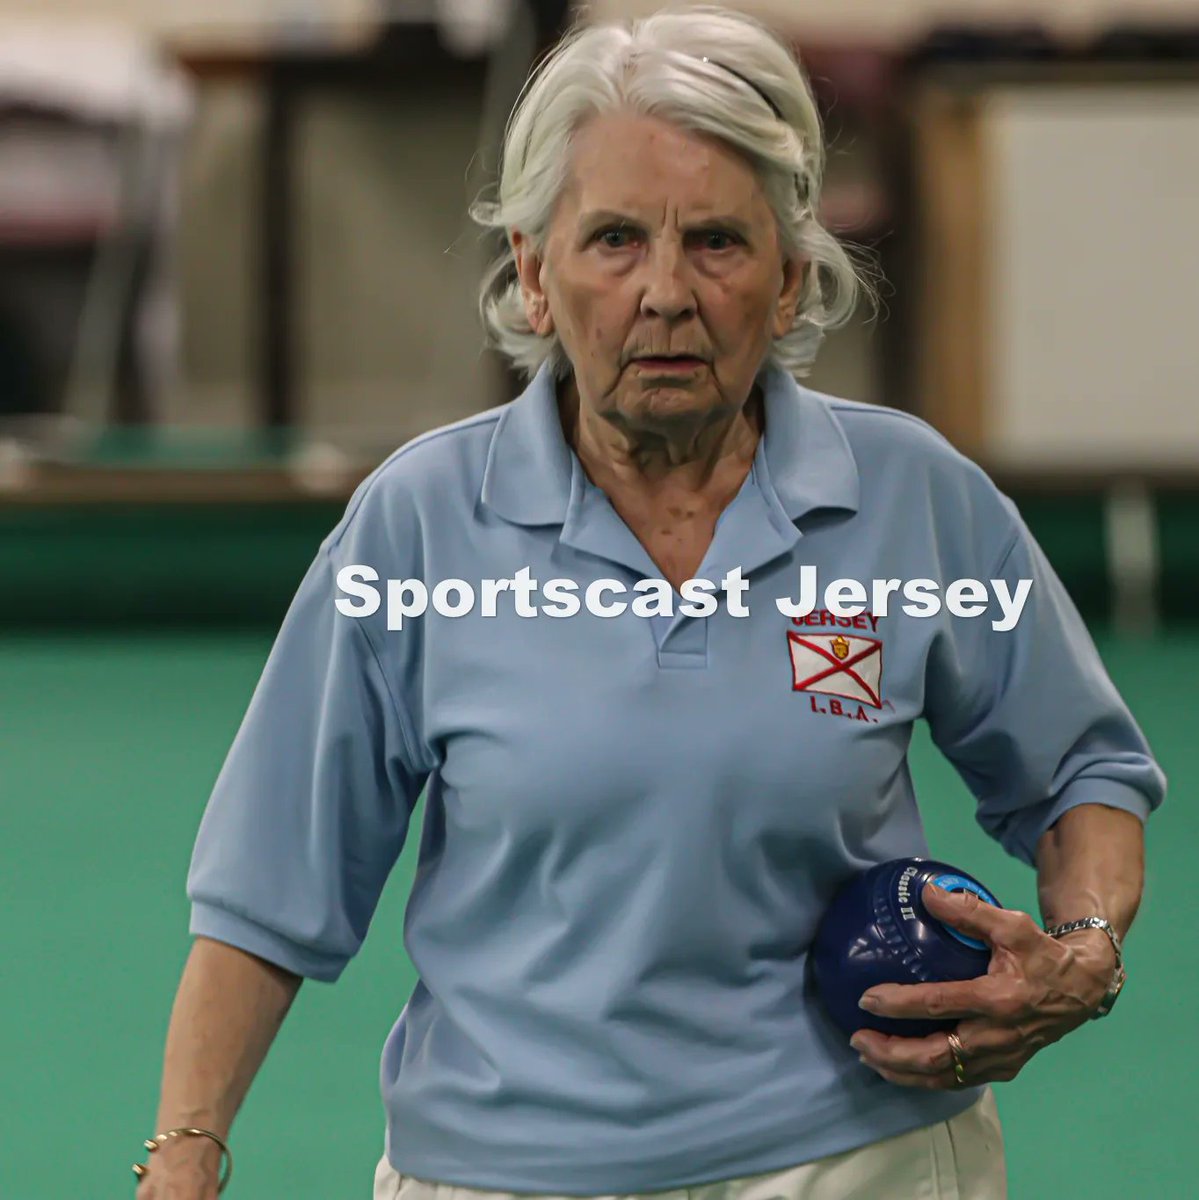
left=859, top=973, right=1022, bottom=1022
left=921, top=885, right=1044, bottom=951
left=851, top=1029, right=951, bottom=1075
left=851, top=1021, right=1022, bottom=1075
left=868, top=1050, right=1024, bottom=1090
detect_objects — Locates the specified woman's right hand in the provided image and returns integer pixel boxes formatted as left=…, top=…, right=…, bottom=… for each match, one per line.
left=135, top=938, right=300, bottom=1199
left=133, top=1139, right=223, bottom=1200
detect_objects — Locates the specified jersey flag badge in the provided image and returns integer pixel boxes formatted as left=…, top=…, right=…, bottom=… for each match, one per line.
left=787, top=631, right=883, bottom=708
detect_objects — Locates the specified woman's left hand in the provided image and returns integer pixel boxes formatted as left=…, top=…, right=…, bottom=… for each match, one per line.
left=849, top=883, right=1117, bottom=1090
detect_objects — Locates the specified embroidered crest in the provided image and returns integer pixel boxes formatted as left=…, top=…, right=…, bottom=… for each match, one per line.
left=787, top=631, right=883, bottom=709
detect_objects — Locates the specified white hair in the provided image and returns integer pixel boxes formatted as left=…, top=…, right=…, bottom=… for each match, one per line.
left=469, top=3, right=870, bottom=383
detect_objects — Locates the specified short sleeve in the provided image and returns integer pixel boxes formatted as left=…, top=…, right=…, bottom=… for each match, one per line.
left=923, top=516, right=1167, bottom=868
left=186, top=546, right=427, bottom=982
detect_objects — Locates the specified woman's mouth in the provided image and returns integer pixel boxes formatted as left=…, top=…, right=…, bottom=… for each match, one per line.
left=634, top=356, right=705, bottom=371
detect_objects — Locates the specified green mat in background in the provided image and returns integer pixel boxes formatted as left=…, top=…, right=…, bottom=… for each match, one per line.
left=2, top=630, right=1194, bottom=1197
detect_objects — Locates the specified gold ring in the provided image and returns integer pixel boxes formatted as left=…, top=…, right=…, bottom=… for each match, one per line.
left=946, top=1031, right=968, bottom=1087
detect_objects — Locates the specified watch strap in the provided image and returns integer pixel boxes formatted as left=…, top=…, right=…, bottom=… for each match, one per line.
left=1044, top=917, right=1125, bottom=1018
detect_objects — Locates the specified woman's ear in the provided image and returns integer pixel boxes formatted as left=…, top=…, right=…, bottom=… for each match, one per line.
left=511, top=230, right=555, bottom=337
left=772, top=255, right=807, bottom=338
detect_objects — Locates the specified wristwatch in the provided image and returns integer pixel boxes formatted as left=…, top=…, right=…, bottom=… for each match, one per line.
left=1044, top=917, right=1126, bottom=1018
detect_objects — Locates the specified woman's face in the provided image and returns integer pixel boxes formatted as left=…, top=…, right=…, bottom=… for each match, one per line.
left=513, top=111, right=804, bottom=432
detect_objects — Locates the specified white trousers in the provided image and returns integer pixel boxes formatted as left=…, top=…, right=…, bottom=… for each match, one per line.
left=373, top=1088, right=1006, bottom=1200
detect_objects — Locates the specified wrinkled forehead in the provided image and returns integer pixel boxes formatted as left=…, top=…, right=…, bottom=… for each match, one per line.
left=557, top=111, right=772, bottom=226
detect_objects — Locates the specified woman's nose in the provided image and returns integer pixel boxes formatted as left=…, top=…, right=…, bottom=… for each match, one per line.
left=639, top=243, right=697, bottom=322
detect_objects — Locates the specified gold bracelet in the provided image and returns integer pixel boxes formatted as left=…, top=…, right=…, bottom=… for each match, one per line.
left=132, top=1127, right=233, bottom=1193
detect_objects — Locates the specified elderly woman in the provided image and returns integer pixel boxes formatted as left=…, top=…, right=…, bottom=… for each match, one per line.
left=134, top=7, right=1163, bottom=1200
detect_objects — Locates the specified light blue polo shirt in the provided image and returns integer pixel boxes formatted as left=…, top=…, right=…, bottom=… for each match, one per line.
left=187, top=362, right=1165, bottom=1194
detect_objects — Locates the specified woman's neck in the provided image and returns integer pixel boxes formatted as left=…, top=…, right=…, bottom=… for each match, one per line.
left=557, top=373, right=763, bottom=503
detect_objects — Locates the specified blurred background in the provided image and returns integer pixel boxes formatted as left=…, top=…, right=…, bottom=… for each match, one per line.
left=2, top=1, right=1196, bottom=1196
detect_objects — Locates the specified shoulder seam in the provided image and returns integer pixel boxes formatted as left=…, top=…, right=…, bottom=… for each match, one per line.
left=328, top=405, right=504, bottom=553
left=818, top=396, right=1026, bottom=565
left=989, top=528, right=1022, bottom=577
left=318, top=544, right=427, bottom=774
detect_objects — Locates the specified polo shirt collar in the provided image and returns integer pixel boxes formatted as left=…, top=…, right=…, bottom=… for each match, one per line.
left=757, top=364, right=860, bottom=522
left=480, top=363, right=573, bottom=526
left=480, top=360, right=859, bottom=527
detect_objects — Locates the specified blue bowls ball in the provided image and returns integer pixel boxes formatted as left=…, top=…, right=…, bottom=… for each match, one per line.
left=811, top=857, right=1002, bottom=1038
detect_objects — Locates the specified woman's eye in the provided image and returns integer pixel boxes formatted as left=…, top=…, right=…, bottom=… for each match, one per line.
left=597, top=227, right=637, bottom=248
left=696, top=230, right=737, bottom=251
